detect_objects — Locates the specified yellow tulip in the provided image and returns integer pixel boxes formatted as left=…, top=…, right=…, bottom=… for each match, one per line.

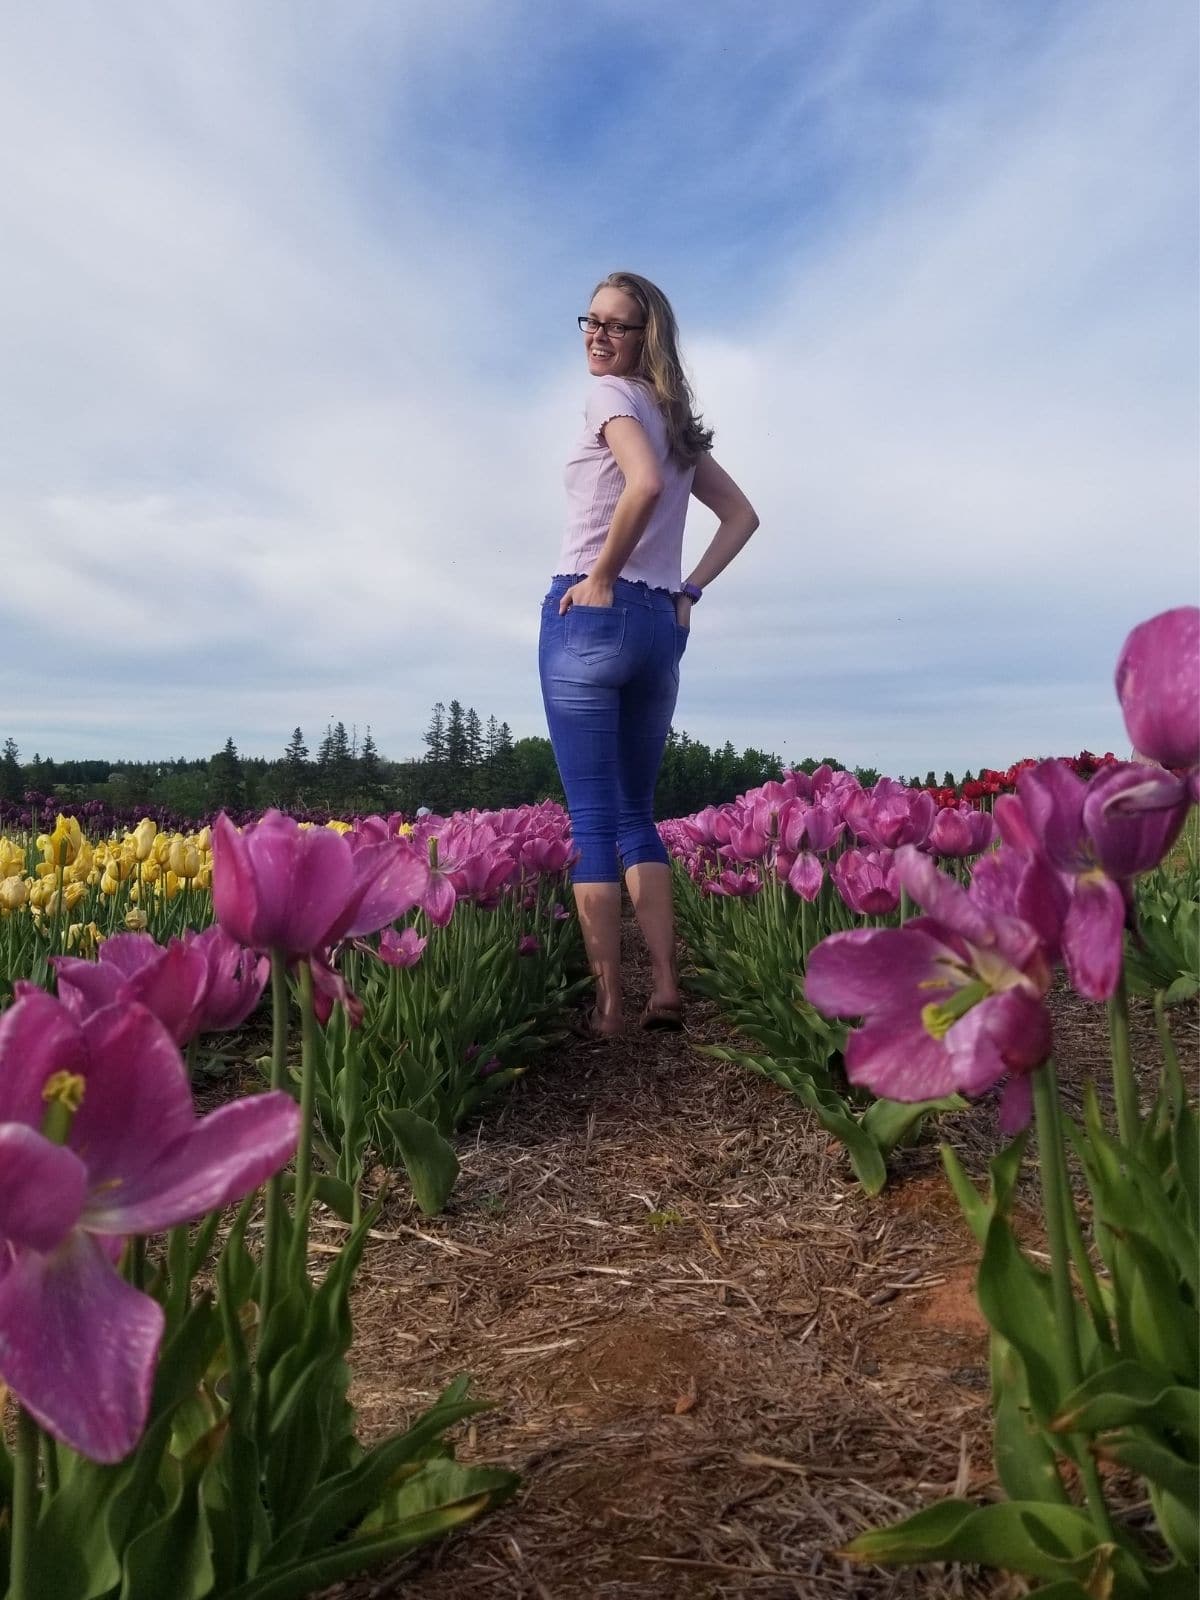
left=193, top=862, right=212, bottom=890
left=100, top=869, right=121, bottom=896
left=39, top=815, right=83, bottom=868
left=129, top=818, right=157, bottom=862
left=195, top=825, right=211, bottom=853
left=152, top=835, right=172, bottom=866
left=124, top=908, right=148, bottom=931
left=168, top=840, right=201, bottom=879
left=66, top=921, right=101, bottom=954
left=0, top=876, right=28, bottom=910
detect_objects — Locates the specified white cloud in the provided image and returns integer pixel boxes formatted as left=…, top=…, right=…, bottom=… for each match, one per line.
left=0, top=0, right=1194, bottom=779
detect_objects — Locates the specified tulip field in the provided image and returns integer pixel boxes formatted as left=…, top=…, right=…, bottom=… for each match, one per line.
left=0, top=609, right=1197, bottom=1599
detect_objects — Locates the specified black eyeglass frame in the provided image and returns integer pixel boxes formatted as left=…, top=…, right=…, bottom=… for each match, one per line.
left=577, top=315, right=646, bottom=339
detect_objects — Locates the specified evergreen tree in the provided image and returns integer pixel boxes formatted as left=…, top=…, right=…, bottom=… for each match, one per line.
left=422, top=703, right=447, bottom=765
left=359, top=726, right=383, bottom=804
left=444, top=700, right=468, bottom=775
left=209, top=737, right=246, bottom=809
left=282, top=727, right=309, bottom=802
left=484, top=715, right=500, bottom=761
left=1, top=738, right=21, bottom=802
left=464, top=707, right=483, bottom=769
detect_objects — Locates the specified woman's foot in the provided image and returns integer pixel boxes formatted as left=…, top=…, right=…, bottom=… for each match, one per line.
left=640, top=990, right=683, bottom=1031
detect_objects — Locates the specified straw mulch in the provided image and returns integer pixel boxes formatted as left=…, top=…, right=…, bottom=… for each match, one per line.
left=320, top=923, right=1197, bottom=1600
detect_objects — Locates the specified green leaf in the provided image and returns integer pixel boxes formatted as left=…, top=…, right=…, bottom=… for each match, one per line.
left=941, top=1144, right=989, bottom=1244
left=844, top=1498, right=1127, bottom=1584
left=281, top=1171, right=357, bottom=1224
left=222, top=1480, right=517, bottom=1600
left=862, top=1095, right=964, bottom=1155
left=118, top=1443, right=215, bottom=1600
left=1096, top=1434, right=1200, bottom=1508
left=378, top=1107, right=460, bottom=1214
left=1052, top=1364, right=1200, bottom=1442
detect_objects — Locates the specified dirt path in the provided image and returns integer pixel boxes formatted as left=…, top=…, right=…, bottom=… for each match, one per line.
left=323, top=922, right=1003, bottom=1600
left=323, top=928, right=1194, bottom=1600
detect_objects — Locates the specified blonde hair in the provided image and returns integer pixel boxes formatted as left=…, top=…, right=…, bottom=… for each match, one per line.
left=593, top=271, right=714, bottom=466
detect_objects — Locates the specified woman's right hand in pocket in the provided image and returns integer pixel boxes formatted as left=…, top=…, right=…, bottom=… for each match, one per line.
left=560, top=575, right=615, bottom=614
left=674, top=594, right=693, bottom=628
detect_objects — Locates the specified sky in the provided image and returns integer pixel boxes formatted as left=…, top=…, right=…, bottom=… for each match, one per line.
left=1, top=0, right=1196, bottom=779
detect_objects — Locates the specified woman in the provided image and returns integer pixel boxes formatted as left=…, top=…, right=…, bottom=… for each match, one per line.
left=539, top=271, right=758, bottom=1036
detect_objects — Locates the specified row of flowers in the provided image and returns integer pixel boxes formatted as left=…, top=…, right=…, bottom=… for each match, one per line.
left=668, top=606, right=1199, bottom=1592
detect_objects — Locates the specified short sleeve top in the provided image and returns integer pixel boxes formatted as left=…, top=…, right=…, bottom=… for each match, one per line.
left=557, top=376, right=696, bottom=592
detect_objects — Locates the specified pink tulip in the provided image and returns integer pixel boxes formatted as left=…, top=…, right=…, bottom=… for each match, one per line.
left=185, top=925, right=270, bottom=1034
left=928, top=804, right=997, bottom=858
left=831, top=848, right=900, bottom=916
left=212, top=812, right=428, bottom=957
left=53, top=934, right=209, bottom=1047
left=806, top=845, right=1053, bottom=1131
left=787, top=852, right=824, bottom=901
left=376, top=927, right=428, bottom=969
left=1115, top=606, right=1200, bottom=769
left=844, top=779, right=935, bottom=851
left=703, top=868, right=762, bottom=897
left=1003, top=760, right=1188, bottom=1000
left=212, top=811, right=355, bottom=956
left=0, top=990, right=298, bottom=1461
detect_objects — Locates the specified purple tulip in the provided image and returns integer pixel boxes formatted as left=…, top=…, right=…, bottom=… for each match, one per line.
left=212, top=811, right=354, bottom=956
left=377, top=927, right=428, bottom=969
left=786, top=851, right=824, bottom=901
left=0, top=989, right=299, bottom=1461
left=703, top=868, right=762, bottom=897
left=212, top=812, right=429, bottom=957
left=928, top=805, right=997, bottom=859
left=53, top=934, right=209, bottom=1047
left=185, top=925, right=270, bottom=1034
left=1115, top=606, right=1200, bottom=769
left=806, top=845, right=1053, bottom=1131
left=1002, top=760, right=1189, bottom=1000
left=517, top=934, right=541, bottom=957
left=844, top=779, right=935, bottom=851
left=831, top=848, right=900, bottom=916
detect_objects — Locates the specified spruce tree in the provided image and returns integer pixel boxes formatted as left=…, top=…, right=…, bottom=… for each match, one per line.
left=1, top=738, right=21, bottom=802
left=423, top=703, right=447, bottom=765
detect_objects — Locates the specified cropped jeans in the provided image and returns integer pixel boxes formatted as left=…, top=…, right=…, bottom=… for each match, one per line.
left=539, top=574, right=688, bottom=883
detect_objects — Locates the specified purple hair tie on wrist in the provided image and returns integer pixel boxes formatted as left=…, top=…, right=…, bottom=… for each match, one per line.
left=680, top=581, right=703, bottom=603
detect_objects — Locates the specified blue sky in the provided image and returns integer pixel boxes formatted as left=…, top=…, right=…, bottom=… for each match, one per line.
left=1, top=0, right=1196, bottom=778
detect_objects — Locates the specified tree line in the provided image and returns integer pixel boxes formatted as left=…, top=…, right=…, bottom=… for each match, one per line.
left=1, top=706, right=798, bottom=821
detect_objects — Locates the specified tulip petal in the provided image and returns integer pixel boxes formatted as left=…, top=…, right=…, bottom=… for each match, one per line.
left=0, top=1231, right=162, bottom=1462
left=0, top=989, right=87, bottom=1127
left=805, top=928, right=952, bottom=1018
left=998, top=1074, right=1034, bottom=1134
left=1062, top=873, right=1126, bottom=1001
left=211, top=812, right=261, bottom=949
left=945, top=989, right=1052, bottom=1096
left=844, top=1015, right=957, bottom=1101
left=85, top=1091, right=299, bottom=1235
left=0, top=1126, right=87, bottom=1251
left=51, top=957, right=126, bottom=1020
left=70, top=1005, right=195, bottom=1193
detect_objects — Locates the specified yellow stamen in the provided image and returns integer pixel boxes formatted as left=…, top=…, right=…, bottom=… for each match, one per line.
left=42, top=1070, right=86, bottom=1112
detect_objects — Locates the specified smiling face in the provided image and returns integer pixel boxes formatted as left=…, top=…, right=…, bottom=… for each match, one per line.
left=584, top=285, right=646, bottom=379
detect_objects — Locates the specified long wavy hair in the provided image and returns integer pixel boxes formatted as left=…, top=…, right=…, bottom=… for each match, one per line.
left=593, top=271, right=714, bottom=467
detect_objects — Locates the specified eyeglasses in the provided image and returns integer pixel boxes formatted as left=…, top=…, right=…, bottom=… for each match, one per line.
left=578, top=315, right=645, bottom=340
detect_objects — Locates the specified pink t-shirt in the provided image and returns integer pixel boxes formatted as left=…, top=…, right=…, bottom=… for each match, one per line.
left=558, top=376, right=696, bottom=592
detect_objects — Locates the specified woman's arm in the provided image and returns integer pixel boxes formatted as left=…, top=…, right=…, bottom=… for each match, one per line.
left=686, top=455, right=758, bottom=588
left=674, top=455, right=758, bottom=625
left=559, top=415, right=662, bottom=612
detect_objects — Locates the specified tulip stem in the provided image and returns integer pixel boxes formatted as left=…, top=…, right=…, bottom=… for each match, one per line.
left=11, top=1406, right=40, bottom=1600
left=260, top=950, right=290, bottom=1327
left=292, top=959, right=318, bottom=1274
left=1032, top=1062, right=1116, bottom=1543
left=1105, top=966, right=1139, bottom=1145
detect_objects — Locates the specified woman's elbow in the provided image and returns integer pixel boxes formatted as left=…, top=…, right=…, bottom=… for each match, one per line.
left=630, top=474, right=664, bottom=505
left=743, top=503, right=760, bottom=537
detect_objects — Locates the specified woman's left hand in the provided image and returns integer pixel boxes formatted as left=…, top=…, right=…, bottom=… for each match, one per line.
left=559, top=575, right=615, bottom=614
left=674, top=594, right=694, bottom=628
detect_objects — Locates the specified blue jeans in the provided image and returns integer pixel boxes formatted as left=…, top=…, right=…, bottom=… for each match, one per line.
left=539, top=574, right=688, bottom=883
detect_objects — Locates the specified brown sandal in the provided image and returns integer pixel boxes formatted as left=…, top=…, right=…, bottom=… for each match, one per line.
left=639, top=1001, right=683, bottom=1032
